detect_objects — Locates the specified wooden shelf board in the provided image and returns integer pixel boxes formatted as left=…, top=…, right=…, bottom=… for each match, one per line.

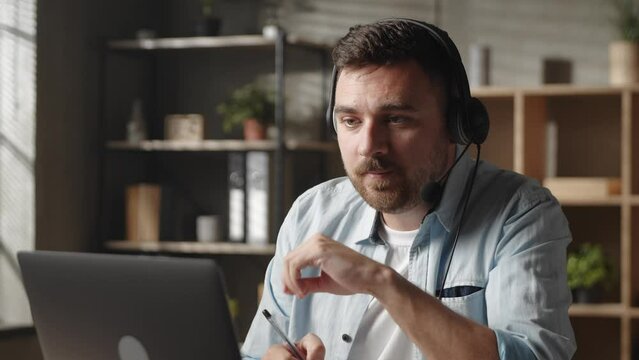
left=108, top=35, right=333, bottom=51
left=626, top=307, right=639, bottom=318
left=473, top=84, right=639, bottom=98
left=106, top=139, right=338, bottom=152
left=108, top=35, right=275, bottom=50
left=472, top=86, right=517, bottom=98
left=521, top=85, right=626, bottom=97
left=105, top=240, right=276, bottom=255
left=569, top=303, right=625, bottom=317
left=555, top=196, right=624, bottom=206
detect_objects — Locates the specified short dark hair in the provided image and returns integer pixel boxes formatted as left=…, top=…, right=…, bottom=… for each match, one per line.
left=332, top=20, right=452, bottom=100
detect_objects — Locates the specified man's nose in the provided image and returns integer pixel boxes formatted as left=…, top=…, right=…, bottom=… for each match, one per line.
left=357, top=120, right=389, bottom=158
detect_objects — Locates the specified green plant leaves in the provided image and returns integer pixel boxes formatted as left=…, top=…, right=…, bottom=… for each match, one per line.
left=217, top=82, right=275, bottom=134
left=567, top=243, right=613, bottom=290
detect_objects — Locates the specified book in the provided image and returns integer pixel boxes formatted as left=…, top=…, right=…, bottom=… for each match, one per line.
left=543, top=177, right=621, bottom=199
left=228, top=152, right=245, bottom=242
left=126, top=183, right=161, bottom=242
left=246, top=151, right=270, bottom=244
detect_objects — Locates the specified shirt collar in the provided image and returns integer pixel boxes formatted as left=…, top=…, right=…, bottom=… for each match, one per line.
left=355, top=210, right=385, bottom=246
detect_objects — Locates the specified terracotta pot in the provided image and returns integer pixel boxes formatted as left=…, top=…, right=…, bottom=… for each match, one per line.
left=609, top=40, right=639, bottom=85
left=243, top=118, right=267, bottom=140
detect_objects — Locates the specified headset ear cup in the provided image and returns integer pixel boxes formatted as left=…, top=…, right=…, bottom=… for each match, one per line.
left=447, top=98, right=490, bottom=145
left=325, top=105, right=336, bottom=138
left=468, top=97, right=489, bottom=145
left=326, top=66, right=338, bottom=138
left=447, top=98, right=468, bottom=145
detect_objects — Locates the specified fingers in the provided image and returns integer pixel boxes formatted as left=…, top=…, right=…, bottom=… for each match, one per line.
left=297, top=333, right=326, bottom=360
left=282, top=250, right=303, bottom=297
left=282, top=234, right=326, bottom=298
left=263, top=334, right=326, bottom=360
left=263, top=343, right=298, bottom=360
left=296, top=272, right=349, bottom=295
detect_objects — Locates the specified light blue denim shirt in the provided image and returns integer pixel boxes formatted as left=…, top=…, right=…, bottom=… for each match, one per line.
left=241, top=149, right=576, bottom=359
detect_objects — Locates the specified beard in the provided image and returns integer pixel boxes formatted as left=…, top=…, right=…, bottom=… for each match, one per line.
left=346, top=146, right=450, bottom=213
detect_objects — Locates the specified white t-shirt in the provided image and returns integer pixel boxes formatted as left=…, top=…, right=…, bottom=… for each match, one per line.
left=349, top=222, right=418, bottom=360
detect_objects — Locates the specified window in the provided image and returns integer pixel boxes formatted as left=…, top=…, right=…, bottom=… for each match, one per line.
left=0, top=0, right=37, bottom=327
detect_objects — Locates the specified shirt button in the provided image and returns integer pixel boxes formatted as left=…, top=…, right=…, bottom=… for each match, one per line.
left=341, top=334, right=352, bottom=343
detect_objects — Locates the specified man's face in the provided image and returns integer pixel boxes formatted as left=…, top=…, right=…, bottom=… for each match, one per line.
left=334, top=60, right=454, bottom=214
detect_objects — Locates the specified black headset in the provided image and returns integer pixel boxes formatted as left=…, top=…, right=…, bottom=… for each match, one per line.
left=325, top=18, right=490, bottom=146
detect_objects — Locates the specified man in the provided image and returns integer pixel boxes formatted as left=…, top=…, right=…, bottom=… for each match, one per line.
left=241, top=19, right=576, bottom=360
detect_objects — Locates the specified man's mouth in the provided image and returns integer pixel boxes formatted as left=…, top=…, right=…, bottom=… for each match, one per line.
left=355, top=157, right=396, bottom=177
left=365, top=169, right=392, bottom=176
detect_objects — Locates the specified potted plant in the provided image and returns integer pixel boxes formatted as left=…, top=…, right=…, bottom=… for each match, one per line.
left=610, top=0, right=639, bottom=84
left=567, top=243, right=614, bottom=303
left=217, top=82, right=275, bottom=140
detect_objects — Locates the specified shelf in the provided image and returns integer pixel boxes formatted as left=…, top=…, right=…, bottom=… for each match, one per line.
left=555, top=196, right=624, bottom=206
left=108, top=35, right=274, bottom=50
left=472, top=84, right=639, bottom=98
left=108, top=34, right=333, bottom=51
left=106, top=139, right=338, bottom=152
left=105, top=240, right=276, bottom=255
left=471, top=86, right=518, bottom=98
left=628, top=196, right=639, bottom=205
left=569, top=303, right=625, bottom=317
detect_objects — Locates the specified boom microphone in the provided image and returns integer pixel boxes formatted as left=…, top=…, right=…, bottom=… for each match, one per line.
left=420, top=181, right=444, bottom=210
left=420, top=144, right=471, bottom=210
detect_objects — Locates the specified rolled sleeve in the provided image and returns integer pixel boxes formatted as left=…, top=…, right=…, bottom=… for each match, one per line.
left=486, top=187, right=576, bottom=359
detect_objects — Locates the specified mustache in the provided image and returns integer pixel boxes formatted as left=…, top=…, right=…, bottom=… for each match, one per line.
left=354, top=157, right=397, bottom=175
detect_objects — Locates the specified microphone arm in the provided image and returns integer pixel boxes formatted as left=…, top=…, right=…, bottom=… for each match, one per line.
left=420, top=143, right=472, bottom=210
left=437, top=144, right=482, bottom=300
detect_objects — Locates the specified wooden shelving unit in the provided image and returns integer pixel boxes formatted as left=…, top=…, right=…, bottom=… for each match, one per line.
left=100, top=32, right=335, bottom=252
left=108, top=34, right=332, bottom=51
left=108, top=35, right=275, bottom=50
left=473, top=84, right=639, bottom=360
left=99, top=33, right=336, bottom=339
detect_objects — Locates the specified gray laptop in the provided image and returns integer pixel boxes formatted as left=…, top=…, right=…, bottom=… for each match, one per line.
left=18, top=251, right=241, bottom=360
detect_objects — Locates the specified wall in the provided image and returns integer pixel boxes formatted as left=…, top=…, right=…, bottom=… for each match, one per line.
left=279, top=0, right=618, bottom=86
left=36, top=0, right=166, bottom=252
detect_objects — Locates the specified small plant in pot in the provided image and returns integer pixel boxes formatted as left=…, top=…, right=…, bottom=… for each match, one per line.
left=609, top=0, right=639, bottom=84
left=567, top=243, right=614, bottom=303
left=613, top=0, right=639, bottom=41
left=217, top=82, right=275, bottom=140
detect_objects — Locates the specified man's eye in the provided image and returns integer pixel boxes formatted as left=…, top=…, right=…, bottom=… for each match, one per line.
left=340, top=117, right=360, bottom=128
left=387, top=116, right=408, bottom=124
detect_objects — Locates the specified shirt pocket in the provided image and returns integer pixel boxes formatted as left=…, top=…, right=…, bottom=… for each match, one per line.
left=440, top=286, right=487, bottom=325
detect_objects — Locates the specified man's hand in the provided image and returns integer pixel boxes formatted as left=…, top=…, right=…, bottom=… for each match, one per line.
left=282, top=233, right=389, bottom=298
left=263, top=333, right=325, bottom=360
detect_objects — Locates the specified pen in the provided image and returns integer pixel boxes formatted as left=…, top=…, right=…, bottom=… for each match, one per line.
left=262, top=309, right=304, bottom=360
